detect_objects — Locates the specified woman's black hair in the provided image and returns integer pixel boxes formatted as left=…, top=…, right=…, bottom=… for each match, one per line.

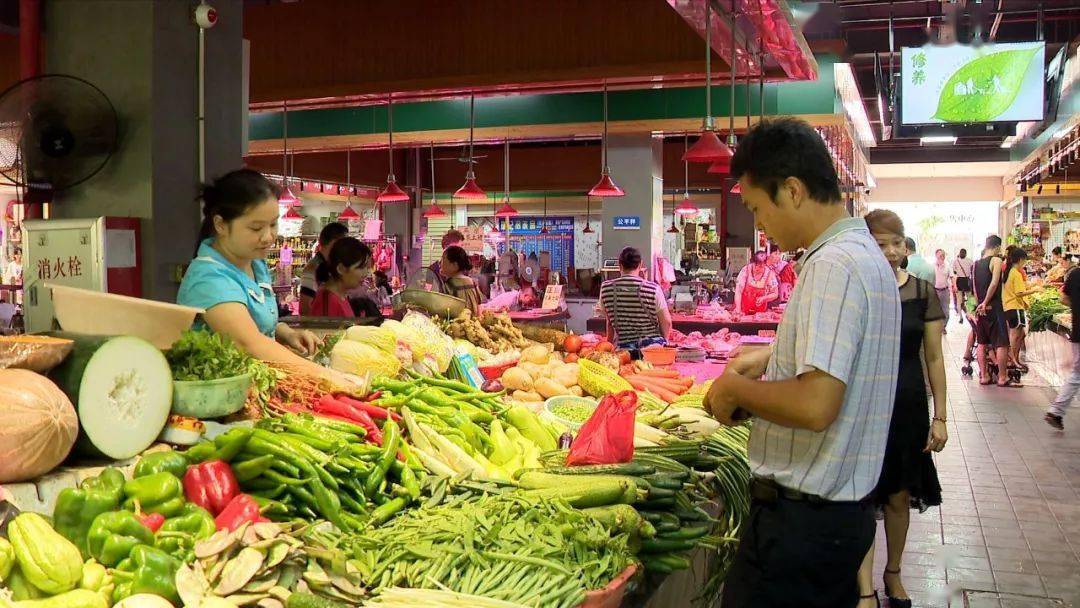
left=374, top=270, right=390, bottom=290
left=317, top=237, right=373, bottom=282
left=442, top=245, right=473, bottom=273
left=197, top=169, right=280, bottom=247
left=1053, top=246, right=1063, bottom=257
left=1008, top=247, right=1028, bottom=267
left=319, top=222, right=349, bottom=247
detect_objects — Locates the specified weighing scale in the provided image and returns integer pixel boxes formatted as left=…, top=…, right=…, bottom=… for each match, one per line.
left=601, top=258, right=621, bottom=282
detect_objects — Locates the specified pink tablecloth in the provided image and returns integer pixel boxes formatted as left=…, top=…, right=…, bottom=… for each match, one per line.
left=670, top=361, right=727, bottom=383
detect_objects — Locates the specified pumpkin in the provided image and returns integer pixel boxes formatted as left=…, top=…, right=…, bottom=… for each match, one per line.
left=0, top=369, right=78, bottom=483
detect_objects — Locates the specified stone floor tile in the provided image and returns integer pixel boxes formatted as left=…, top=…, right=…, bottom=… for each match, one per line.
left=994, top=572, right=1047, bottom=596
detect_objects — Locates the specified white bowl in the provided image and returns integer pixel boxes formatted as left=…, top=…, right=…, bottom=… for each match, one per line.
left=47, top=283, right=203, bottom=349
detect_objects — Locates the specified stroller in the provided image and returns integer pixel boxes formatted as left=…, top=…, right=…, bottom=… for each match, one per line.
left=960, top=294, right=1021, bottom=383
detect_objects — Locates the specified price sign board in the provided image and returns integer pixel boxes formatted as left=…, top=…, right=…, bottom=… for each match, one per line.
left=541, top=284, right=564, bottom=310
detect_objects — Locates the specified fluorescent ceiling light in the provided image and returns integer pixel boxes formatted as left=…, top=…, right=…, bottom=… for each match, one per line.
left=920, top=135, right=957, bottom=145
left=834, top=63, right=876, bottom=147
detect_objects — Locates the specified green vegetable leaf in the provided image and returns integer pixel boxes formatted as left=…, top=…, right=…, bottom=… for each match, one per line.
left=933, top=47, right=1040, bottom=122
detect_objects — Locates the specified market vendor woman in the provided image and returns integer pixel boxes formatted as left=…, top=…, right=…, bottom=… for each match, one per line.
left=178, top=169, right=344, bottom=380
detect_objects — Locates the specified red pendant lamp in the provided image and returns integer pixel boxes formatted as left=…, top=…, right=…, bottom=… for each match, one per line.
left=582, top=195, right=595, bottom=233
left=675, top=135, right=699, bottom=217
left=377, top=94, right=410, bottom=203
left=683, top=2, right=732, bottom=164
left=422, top=141, right=447, bottom=218
left=730, top=182, right=741, bottom=195
left=337, top=148, right=362, bottom=220
left=487, top=193, right=505, bottom=243
left=494, top=139, right=518, bottom=218
left=277, top=100, right=301, bottom=206
left=282, top=206, right=305, bottom=220
left=455, top=95, right=487, bottom=199
left=588, top=82, right=625, bottom=197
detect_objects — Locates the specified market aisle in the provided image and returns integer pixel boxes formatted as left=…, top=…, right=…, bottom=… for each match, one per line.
left=867, top=318, right=1080, bottom=608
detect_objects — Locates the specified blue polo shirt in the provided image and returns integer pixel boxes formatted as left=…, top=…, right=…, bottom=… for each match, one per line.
left=178, top=239, right=279, bottom=337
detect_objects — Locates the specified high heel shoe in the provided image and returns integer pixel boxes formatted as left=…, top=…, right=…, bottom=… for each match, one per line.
left=883, top=568, right=912, bottom=608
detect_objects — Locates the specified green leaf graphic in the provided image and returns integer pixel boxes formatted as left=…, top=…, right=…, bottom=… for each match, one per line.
left=933, top=47, right=1039, bottom=122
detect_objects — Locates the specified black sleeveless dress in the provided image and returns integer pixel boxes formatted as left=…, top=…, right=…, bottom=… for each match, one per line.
left=874, top=275, right=944, bottom=511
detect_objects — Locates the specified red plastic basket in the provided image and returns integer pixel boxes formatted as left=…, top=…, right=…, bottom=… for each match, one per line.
left=479, top=358, right=519, bottom=381
left=579, top=563, right=638, bottom=608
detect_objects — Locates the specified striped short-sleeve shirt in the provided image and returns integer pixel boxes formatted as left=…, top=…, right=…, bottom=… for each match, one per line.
left=749, top=217, right=901, bottom=502
left=599, top=275, right=664, bottom=345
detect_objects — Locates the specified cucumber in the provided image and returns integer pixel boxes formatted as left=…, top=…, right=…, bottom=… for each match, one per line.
left=644, top=474, right=685, bottom=490
left=286, top=592, right=348, bottom=608
left=640, top=537, right=702, bottom=554
left=656, top=521, right=681, bottom=534
left=631, top=453, right=690, bottom=474
left=48, top=332, right=172, bottom=459
left=658, top=525, right=711, bottom=541
left=645, top=486, right=676, bottom=499
left=541, top=462, right=656, bottom=477
left=641, top=553, right=692, bottom=573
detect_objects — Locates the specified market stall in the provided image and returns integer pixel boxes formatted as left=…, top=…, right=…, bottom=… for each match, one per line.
left=0, top=286, right=750, bottom=608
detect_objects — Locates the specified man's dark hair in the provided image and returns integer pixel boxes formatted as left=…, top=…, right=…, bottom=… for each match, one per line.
left=985, top=235, right=1002, bottom=249
left=1053, top=246, right=1063, bottom=256
left=904, top=237, right=917, bottom=252
left=730, top=118, right=842, bottom=204
left=958, top=248, right=967, bottom=259
left=318, top=222, right=349, bottom=247
left=619, top=247, right=642, bottom=271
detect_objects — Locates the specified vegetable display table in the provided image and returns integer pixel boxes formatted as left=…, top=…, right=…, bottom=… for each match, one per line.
left=506, top=308, right=571, bottom=326
left=586, top=315, right=778, bottom=336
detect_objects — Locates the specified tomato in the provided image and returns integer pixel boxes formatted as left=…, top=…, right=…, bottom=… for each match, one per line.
left=563, top=334, right=583, bottom=354
left=597, top=341, right=615, bottom=353
left=617, top=350, right=631, bottom=365
left=563, top=353, right=579, bottom=363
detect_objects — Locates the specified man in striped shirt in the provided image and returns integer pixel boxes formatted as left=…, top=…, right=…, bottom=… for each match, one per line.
left=598, top=247, right=673, bottom=350
left=705, top=118, right=901, bottom=608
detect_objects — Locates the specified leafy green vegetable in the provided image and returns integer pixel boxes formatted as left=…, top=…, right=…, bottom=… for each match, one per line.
left=167, top=330, right=252, bottom=381
left=934, top=47, right=1040, bottom=122
left=1029, top=288, right=1068, bottom=333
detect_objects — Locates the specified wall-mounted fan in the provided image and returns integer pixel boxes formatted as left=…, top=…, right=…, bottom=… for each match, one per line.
left=0, top=74, right=118, bottom=202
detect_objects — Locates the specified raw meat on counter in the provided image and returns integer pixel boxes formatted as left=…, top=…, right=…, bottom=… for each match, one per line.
left=667, top=329, right=742, bottom=353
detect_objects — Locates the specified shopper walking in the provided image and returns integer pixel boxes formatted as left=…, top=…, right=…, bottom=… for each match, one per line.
left=1003, top=247, right=1039, bottom=376
left=857, top=210, right=947, bottom=608
left=904, top=237, right=935, bottom=284
left=299, top=222, right=348, bottom=315
left=705, top=118, right=901, bottom=608
left=1046, top=258, right=1080, bottom=429
left=933, top=249, right=951, bottom=329
left=599, top=246, right=673, bottom=350
left=952, top=248, right=973, bottom=315
left=973, top=236, right=1017, bottom=387
left=311, top=237, right=375, bottom=318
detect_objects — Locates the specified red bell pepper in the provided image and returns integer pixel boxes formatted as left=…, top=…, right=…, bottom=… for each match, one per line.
left=214, top=494, right=262, bottom=532
left=335, top=394, right=402, bottom=422
left=136, top=512, right=165, bottom=533
left=182, top=460, right=240, bottom=516
left=314, top=395, right=384, bottom=445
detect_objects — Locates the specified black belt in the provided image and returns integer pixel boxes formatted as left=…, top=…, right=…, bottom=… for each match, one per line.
left=750, top=477, right=866, bottom=505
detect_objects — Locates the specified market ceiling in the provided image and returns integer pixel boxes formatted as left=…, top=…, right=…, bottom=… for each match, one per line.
left=802, top=0, right=1080, bottom=162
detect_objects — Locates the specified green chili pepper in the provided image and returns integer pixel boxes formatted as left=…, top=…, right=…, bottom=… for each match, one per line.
left=231, top=455, right=275, bottom=482
left=212, top=427, right=253, bottom=462
left=364, top=420, right=400, bottom=497
left=182, top=441, right=217, bottom=463
left=132, top=451, right=189, bottom=479
left=369, top=497, right=408, bottom=526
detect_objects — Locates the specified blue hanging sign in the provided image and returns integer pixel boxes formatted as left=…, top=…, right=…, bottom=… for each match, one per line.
left=613, top=216, right=641, bottom=230
left=508, top=216, right=575, bottom=235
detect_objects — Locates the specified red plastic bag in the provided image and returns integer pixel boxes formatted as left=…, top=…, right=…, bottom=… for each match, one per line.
left=567, top=390, right=639, bottom=465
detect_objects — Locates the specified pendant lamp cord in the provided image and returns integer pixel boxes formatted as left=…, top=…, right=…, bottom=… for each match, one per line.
left=387, top=94, right=395, bottom=178
left=729, top=9, right=736, bottom=140
left=704, top=1, right=712, bottom=129
left=282, top=100, right=289, bottom=186
left=468, top=95, right=476, bottom=176
left=430, top=140, right=437, bottom=207
left=684, top=134, right=690, bottom=197
left=601, top=82, right=609, bottom=172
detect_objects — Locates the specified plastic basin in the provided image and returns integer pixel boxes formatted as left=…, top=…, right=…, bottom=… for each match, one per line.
left=172, top=373, right=252, bottom=419
left=580, top=564, right=638, bottom=608
left=47, top=283, right=203, bottom=349
left=544, top=395, right=598, bottom=431
left=642, top=346, right=677, bottom=366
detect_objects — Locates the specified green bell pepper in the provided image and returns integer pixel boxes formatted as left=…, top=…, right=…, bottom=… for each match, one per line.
left=154, top=504, right=216, bottom=561
left=0, top=536, right=13, bottom=582
left=122, top=472, right=185, bottom=518
left=132, top=450, right=189, bottom=479
left=111, top=546, right=180, bottom=606
left=52, top=468, right=125, bottom=559
left=86, top=511, right=155, bottom=568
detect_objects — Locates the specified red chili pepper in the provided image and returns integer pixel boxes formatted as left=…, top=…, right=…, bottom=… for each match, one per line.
left=214, top=494, right=262, bottom=532
left=335, top=394, right=402, bottom=422
left=183, top=460, right=240, bottom=516
left=136, top=512, right=165, bottom=533
left=364, top=391, right=382, bottom=402
left=314, top=395, right=384, bottom=445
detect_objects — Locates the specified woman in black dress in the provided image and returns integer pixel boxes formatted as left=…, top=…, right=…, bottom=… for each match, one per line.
left=857, top=210, right=949, bottom=608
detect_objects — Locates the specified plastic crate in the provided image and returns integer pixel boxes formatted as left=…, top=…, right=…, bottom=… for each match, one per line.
left=579, top=563, right=638, bottom=608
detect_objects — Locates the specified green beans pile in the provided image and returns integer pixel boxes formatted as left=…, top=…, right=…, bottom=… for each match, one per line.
left=332, top=493, right=634, bottom=608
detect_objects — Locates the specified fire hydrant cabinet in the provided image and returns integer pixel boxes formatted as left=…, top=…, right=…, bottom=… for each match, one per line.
left=23, top=217, right=142, bottom=334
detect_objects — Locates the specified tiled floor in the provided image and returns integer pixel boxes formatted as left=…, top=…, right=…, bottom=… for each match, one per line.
left=867, top=319, right=1080, bottom=607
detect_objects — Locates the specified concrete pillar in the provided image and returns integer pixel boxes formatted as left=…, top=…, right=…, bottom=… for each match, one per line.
left=601, top=134, right=663, bottom=277
left=44, top=0, right=245, bottom=302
